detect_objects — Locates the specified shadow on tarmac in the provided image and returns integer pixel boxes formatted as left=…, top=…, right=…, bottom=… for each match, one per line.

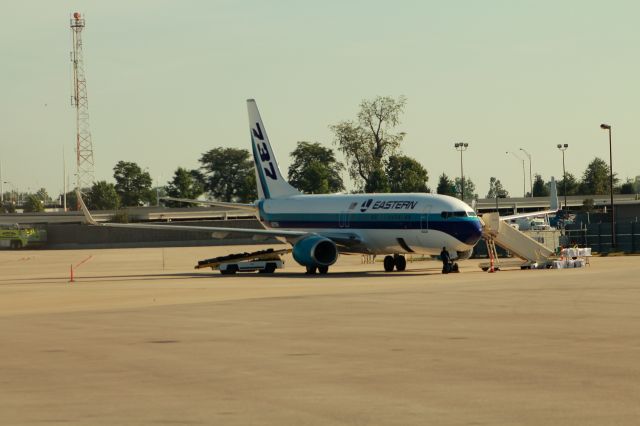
left=0, top=267, right=454, bottom=284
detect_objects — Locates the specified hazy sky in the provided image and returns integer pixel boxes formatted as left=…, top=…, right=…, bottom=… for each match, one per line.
left=1, top=0, right=638, bottom=199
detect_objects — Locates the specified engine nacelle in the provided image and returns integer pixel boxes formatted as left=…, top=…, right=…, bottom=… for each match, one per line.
left=292, top=235, right=338, bottom=268
left=456, top=249, right=473, bottom=260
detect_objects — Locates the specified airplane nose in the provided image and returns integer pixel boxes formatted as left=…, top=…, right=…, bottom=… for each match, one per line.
left=461, top=219, right=483, bottom=246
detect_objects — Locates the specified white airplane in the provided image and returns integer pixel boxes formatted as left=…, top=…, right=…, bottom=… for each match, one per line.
left=79, top=99, right=490, bottom=274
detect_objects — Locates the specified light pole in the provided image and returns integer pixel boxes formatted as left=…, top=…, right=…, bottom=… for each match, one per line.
left=556, top=144, right=568, bottom=210
left=600, top=123, right=615, bottom=249
left=454, top=142, right=469, bottom=201
left=506, top=151, right=526, bottom=197
left=3, top=181, right=14, bottom=204
left=519, top=148, right=533, bottom=197
left=156, top=174, right=163, bottom=207
left=2, top=181, right=11, bottom=205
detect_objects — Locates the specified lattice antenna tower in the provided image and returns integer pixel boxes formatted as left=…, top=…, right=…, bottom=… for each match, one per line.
left=70, top=12, right=95, bottom=194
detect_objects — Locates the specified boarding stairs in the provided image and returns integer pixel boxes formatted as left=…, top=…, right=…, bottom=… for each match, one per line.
left=480, top=212, right=555, bottom=265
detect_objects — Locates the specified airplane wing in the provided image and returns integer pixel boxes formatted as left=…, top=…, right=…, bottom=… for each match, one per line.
left=500, top=209, right=558, bottom=221
left=78, top=191, right=363, bottom=245
left=499, top=177, right=559, bottom=221
left=160, top=197, right=257, bottom=212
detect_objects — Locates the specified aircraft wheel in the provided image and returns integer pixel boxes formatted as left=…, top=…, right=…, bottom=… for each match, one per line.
left=452, top=263, right=460, bottom=273
left=264, top=263, right=277, bottom=273
left=318, top=265, right=329, bottom=274
left=383, top=255, right=395, bottom=272
left=394, top=255, right=406, bottom=271
left=306, top=265, right=317, bottom=275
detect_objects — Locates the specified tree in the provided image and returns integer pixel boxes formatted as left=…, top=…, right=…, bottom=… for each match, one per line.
left=579, top=157, right=618, bottom=195
left=287, top=142, right=344, bottom=194
left=113, top=161, right=153, bottom=206
left=164, top=167, right=204, bottom=206
left=331, top=96, right=407, bottom=192
left=557, top=172, right=579, bottom=196
left=35, top=188, right=49, bottom=205
left=582, top=198, right=595, bottom=212
left=1, top=201, right=16, bottom=213
left=23, top=194, right=44, bottom=212
left=63, top=190, right=78, bottom=211
left=365, top=168, right=390, bottom=193
left=532, top=174, right=549, bottom=197
left=486, top=177, right=509, bottom=198
left=436, top=173, right=457, bottom=196
left=454, top=177, right=477, bottom=200
left=619, top=179, right=636, bottom=195
left=386, top=155, right=429, bottom=193
left=87, top=181, right=120, bottom=210
left=199, top=147, right=257, bottom=202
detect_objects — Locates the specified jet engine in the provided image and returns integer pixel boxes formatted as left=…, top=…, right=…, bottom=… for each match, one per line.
left=292, top=235, right=338, bottom=268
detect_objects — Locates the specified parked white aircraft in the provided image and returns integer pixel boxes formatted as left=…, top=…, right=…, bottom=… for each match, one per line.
left=80, top=100, right=495, bottom=274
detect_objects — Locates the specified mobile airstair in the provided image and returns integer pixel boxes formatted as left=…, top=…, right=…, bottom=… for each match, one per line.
left=480, top=212, right=556, bottom=270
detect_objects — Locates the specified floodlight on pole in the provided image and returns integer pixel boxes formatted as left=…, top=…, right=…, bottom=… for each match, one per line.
left=519, top=148, right=533, bottom=197
left=556, top=144, right=568, bottom=209
left=454, top=142, right=469, bottom=201
left=506, top=151, right=526, bottom=197
left=600, top=123, right=615, bottom=249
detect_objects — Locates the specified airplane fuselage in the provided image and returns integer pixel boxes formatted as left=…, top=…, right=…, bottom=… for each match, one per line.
left=258, top=192, right=483, bottom=256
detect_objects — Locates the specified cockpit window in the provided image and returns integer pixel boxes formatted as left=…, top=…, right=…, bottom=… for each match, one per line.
left=441, top=210, right=477, bottom=219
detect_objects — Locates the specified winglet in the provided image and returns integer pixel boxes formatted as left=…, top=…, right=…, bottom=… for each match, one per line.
left=549, top=176, right=559, bottom=211
left=76, top=189, right=100, bottom=226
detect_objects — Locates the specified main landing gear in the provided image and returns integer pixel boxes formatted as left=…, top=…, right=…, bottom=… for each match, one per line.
left=306, top=265, right=329, bottom=275
left=384, top=254, right=406, bottom=272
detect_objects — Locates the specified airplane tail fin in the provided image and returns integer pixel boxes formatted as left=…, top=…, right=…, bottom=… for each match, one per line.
left=247, top=99, right=301, bottom=199
left=549, top=176, right=559, bottom=211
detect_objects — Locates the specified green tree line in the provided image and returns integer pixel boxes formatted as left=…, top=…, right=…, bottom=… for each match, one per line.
left=3, top=95, right=637, bottom=213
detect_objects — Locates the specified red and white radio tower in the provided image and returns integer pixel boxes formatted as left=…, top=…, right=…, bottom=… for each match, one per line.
left=70, top=12, right=95, bottom=194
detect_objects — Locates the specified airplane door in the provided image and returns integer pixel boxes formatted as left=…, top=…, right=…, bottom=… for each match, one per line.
left=420, top=206, right=431, bottom=233
left=339, top=211, right=350, bottom=228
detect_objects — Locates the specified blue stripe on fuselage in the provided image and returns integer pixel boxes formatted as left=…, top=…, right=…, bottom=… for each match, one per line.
left=259, top=210, right=483, bottom=246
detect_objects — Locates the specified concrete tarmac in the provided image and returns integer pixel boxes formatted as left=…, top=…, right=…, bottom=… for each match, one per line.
left=1, top=246, right=639, bottom=425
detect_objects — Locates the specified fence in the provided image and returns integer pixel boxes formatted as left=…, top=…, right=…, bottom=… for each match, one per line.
left=564, top=221, right=640, bottom=253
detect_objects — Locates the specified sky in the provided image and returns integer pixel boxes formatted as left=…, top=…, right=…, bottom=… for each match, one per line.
left=1, top=0, right=639, bottom=200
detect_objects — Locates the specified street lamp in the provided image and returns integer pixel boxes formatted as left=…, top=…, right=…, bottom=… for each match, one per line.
left=600, top=123, right=615, bottom=249
left=519, top=148, right=533, bottom=197
left=506, top=151, right=526, bottom=197
left=156, top=174, right=163, bottom=207
left=3, top=181, right=15, bottom=204
left=454, top=142, right=469, bottom=201
left=556, top=144, right=568, bottom=210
